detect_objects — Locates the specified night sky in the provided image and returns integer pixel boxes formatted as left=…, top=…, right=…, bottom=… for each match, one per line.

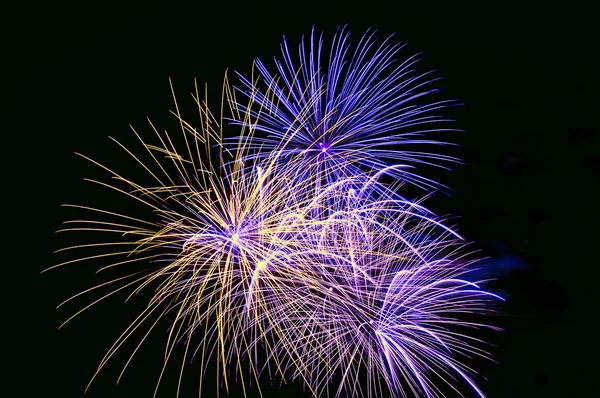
left=12, top=2, right=598, bottom=397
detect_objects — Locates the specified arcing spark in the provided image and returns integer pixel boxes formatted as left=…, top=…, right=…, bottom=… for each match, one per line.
left=230, top=26, right=461, bottom=192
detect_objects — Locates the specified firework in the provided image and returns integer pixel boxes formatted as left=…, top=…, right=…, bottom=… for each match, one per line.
left=47, top=75, right=329, bottom=396
left=257, top=212, right=499, bottom=397
left=228, top=26, right=461, bottom=193
left=47, top=27, right=500, bottom=398
left=238, top=173, right=501, bottom=398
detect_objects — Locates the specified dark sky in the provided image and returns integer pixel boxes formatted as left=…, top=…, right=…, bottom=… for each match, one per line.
left=10, top=2, right=598, bottom=398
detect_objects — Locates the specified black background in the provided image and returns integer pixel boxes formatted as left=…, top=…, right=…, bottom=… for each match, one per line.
left=8, top=1, right=598, bottom=397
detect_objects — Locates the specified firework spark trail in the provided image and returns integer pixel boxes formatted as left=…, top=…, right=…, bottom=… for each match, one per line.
left=47, top=27, right=501, bottom=398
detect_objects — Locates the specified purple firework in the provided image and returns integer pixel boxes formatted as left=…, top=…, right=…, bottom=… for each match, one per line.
left=242, top=173, right=502, bottom=398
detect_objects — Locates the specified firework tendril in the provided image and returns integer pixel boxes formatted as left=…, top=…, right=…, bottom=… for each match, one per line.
left=48, top=27, right=502, bottom=398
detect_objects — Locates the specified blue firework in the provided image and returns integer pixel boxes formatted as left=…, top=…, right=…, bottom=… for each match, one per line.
left=230, top=26, right=461, bottom=192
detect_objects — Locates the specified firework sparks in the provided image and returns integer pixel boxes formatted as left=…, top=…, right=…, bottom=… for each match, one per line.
left=228, top=26, right=461, bottom=193
left=47, top=27, right=501, bottom=398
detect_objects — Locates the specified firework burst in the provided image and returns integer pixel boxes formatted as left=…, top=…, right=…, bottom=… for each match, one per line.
left=237, top=172, right=501, bottom=398
left=47, top=27, right=501, bottom=398
left=229, top=26, right=461, bottom=193
left=47, top=76, right=330, bottom=397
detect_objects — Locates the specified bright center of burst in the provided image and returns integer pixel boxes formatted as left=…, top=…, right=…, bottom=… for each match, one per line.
left=319, top=142, right=330, bottom=153
left=256, top=261, right=267, bottom=271
left=231, top=232, right=240, bottom=245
